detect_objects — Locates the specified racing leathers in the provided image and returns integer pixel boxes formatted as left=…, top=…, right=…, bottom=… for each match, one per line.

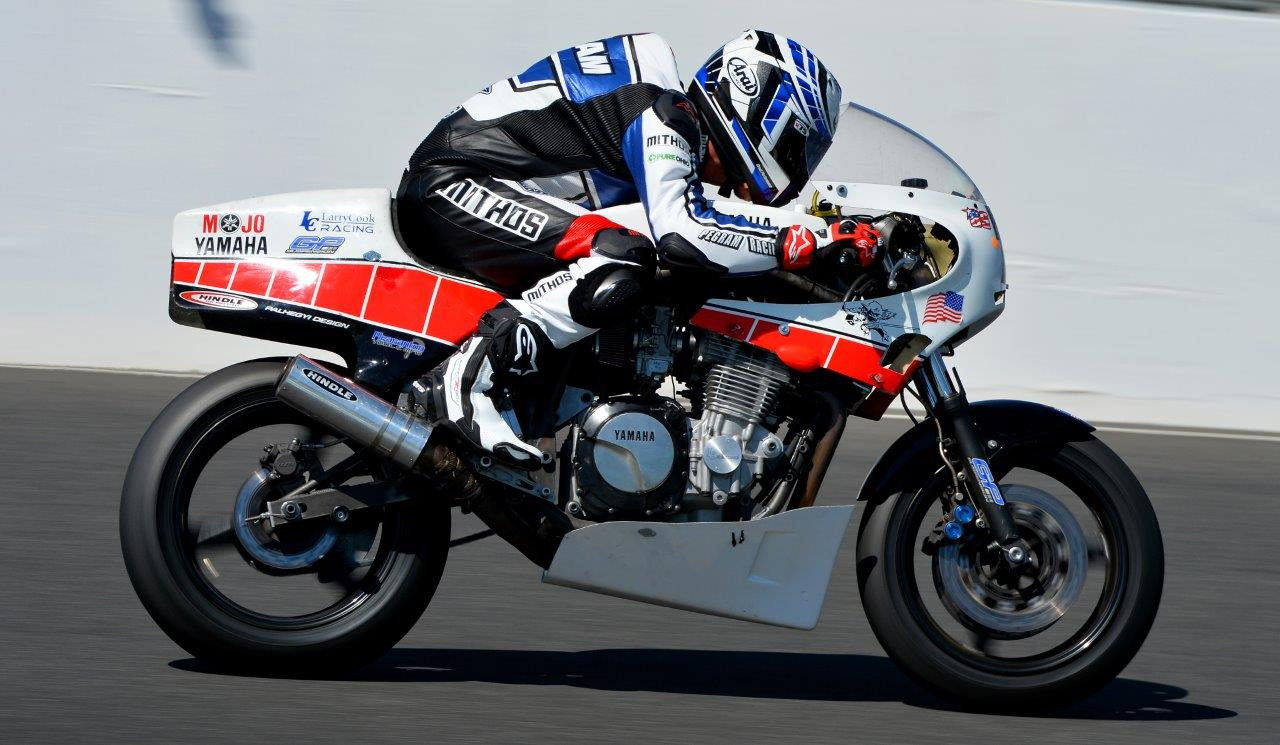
left=398, top=33, right=836, bottom=467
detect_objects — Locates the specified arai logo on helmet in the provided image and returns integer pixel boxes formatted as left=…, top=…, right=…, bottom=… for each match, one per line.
left=178, top=290, right=257, bottom=311
left=726, top=57, right=758, bottom=96
left=302, top=368, right=357, bottom=401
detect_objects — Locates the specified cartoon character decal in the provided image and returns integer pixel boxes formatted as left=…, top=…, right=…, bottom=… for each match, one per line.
left=845, top=300, right=900, bottom=342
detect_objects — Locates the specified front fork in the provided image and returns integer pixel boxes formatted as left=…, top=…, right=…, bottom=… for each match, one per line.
left=916, top=355, right=1028, bottom=562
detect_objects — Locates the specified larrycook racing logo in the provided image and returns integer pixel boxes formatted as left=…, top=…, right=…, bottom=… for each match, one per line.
left=178, top=290, right=258, bottom=310
left=299, top=210, right=375, bottom=234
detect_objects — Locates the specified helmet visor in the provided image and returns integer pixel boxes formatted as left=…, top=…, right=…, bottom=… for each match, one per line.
left=769, top=117, right=833, bottom=202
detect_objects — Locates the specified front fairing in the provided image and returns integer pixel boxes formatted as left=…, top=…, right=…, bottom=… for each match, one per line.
left=692, top=103, right=1008, bottom=398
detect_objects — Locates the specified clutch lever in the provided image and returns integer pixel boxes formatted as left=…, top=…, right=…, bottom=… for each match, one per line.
left=868, top=212, right=917, bottom=290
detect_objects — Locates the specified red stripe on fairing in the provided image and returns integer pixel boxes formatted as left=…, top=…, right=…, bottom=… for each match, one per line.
left=691, top=305, right=917, bottom=394
left=827, top=338, right=914, bottom=391
left=172, top=260, right=200, bottom=284
left=688, top=308, right=753, bottom=341
left=268, top=262, right=322, bottom=303
left=363, top=265, right=438, bottom=333
left=197, top=262, right=235, bottom=289
left=230, top=261, right=274, bottom=295
left=427, top=279, right=503, bottom=343
left=748, top=321, right=829, bottom=374
left=313, top=263, right=373, bottom=317
left=170, top=257, right=503, bottom=345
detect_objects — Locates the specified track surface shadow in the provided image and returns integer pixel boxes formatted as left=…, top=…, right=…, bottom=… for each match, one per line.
left=172, top=648, right=1236, bottom=721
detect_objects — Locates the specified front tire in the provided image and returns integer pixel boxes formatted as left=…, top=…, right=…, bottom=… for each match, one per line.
left=857, top=435, right=1163, bottom=708
left=120, top=359, right=450, bottom=674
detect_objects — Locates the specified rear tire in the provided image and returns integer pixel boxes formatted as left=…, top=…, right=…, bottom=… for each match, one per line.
left=120, top=359, right=450, bottom=674
left=857, top=436, right=1163, bottom=708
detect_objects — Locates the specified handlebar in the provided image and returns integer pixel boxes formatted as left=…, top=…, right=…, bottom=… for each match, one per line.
left=769, top=270, right=844, bottom=303
left=652, top=267, right=845, bottom=304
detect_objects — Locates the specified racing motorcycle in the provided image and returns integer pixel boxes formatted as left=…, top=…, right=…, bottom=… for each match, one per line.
left=120, top=103, right=1164, bottom=708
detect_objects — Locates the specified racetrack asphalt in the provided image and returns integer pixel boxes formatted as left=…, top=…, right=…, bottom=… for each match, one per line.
left=0, top=366, right=1276, bottom=744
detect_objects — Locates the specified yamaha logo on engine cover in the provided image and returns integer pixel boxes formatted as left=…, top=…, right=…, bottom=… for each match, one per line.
left=572, top=398, right=689, bottom=521
left=595, top=411, right=673, bottom=492
left=302, top=368, right=357, bottom=401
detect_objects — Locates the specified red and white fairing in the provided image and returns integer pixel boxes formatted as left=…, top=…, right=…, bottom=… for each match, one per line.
left=693, top=183, right=1005, bottom=404
left=170, top=188, right=501, bottom=346
left=690, top=103, right=1008, bottom=413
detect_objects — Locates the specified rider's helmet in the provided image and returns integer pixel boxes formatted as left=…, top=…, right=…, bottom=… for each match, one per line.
left=687, top=30, right=842, bottom=206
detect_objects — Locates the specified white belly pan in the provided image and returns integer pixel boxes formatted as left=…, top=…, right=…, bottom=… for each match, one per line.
left=542, top=505, right=854, bottom=630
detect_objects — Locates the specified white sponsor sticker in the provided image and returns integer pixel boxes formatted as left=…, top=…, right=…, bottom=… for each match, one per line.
left=179, top=290, right=258, bottom=311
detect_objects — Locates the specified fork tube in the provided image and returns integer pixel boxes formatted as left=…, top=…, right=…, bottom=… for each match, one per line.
left=918, top=356, right=1020, bottom=545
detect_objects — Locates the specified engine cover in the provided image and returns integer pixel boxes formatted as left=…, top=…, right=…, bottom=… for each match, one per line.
left=571, top=397, right=689, bottom=521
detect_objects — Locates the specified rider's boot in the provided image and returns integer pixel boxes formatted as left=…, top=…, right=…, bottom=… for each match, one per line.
left=411, top=304, right=554, bottom=470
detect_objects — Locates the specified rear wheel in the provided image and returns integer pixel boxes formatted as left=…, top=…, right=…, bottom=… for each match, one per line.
left=857, top=435, right=1163, bottom=708
left=120, top=360, right=449, bottom=674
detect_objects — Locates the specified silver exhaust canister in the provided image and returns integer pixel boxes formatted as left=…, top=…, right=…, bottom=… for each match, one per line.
left=275, top=355, right=434, bottom=471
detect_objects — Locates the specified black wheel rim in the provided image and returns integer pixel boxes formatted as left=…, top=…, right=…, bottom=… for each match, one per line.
left=158, top=389, right=407, bottom=631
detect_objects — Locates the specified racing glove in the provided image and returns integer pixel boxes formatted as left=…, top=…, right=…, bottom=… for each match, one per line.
left=829, top=220, right=882, bottom=268
left=777, top=221, right=883, bottom=271
left=777, top=224, right=819, bottom=270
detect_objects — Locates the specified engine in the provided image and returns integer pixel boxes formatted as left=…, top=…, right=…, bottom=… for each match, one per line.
left=682, top=335, right=791, bottom=516
left=568, top=310, right=794, bottom=522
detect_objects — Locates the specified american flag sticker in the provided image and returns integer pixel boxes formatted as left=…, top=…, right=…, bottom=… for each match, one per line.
left=923, top=291, right=964, bottom=324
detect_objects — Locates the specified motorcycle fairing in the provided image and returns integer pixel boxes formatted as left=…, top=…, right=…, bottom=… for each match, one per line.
left=169, top=188, right=504, bottom=388
left=691, top=183, right=1007, bottom=397
left=543, top=504, right=855, bottom=629
left=171, top=256, right=501, bottom=346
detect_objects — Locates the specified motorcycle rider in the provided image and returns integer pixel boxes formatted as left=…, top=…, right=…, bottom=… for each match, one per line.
left=398, top=30, right=879, bottom=468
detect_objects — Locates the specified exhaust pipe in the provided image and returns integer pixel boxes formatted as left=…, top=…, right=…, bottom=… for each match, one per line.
left=275, top=355, right=435, bottom=472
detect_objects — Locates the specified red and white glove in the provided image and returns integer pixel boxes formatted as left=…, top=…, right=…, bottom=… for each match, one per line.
left=777, top=221, right=883, bottom=271
left=777, top=224, right=818, bottom=270
left=829, top=220, right=882, bottom=267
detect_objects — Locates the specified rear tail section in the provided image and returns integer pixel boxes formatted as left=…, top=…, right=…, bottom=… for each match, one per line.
left=169, top=188, right=503, bottom=389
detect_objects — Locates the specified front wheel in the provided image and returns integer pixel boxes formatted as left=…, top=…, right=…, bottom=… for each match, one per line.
left=120, top=360, right=450, bottom=674
left=857, top=435, right=1163, bottom=708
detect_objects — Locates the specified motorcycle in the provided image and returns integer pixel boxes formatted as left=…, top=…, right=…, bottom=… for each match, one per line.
left=120, top=103, right=1163, bottom=708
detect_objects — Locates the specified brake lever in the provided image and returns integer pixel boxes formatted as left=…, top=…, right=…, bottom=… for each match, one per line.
left=884, top=252, right=920, bottom=291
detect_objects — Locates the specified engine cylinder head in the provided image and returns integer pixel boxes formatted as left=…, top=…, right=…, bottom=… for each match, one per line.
left=699, top=335, right=792, bottom=424
left=682, top=335, right=794, bottom=510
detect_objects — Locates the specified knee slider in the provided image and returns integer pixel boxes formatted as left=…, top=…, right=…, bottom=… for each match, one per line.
left=568, top=264, right=649, bottom=328
left=591, top=228, right=656, bottom=271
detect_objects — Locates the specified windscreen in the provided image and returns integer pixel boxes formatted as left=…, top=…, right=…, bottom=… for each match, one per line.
left=811, top=103, right=984, bottom=202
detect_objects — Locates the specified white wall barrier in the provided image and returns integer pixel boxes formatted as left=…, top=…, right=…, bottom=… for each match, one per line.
left=2, top=1, right=1276, bottom=430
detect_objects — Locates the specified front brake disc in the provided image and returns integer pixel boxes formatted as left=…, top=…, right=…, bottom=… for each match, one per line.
left=932, top=484, right=1089, bottom=640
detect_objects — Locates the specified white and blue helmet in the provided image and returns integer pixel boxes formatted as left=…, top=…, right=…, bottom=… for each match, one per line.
left=688, top=30, right=842, bottom=206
